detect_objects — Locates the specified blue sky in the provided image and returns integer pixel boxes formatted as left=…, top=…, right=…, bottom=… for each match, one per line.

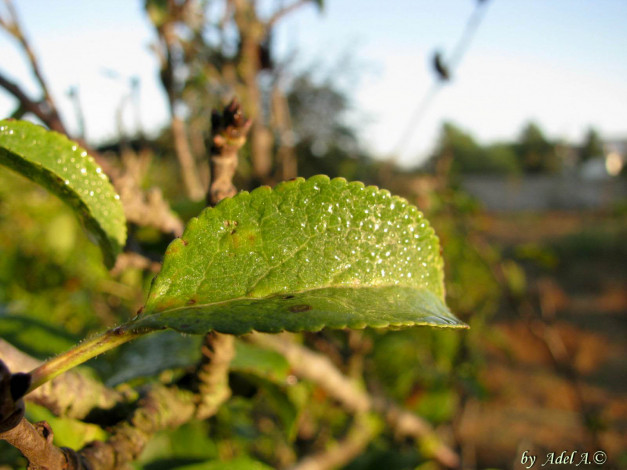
left=1, top=0, right=626, bottom=167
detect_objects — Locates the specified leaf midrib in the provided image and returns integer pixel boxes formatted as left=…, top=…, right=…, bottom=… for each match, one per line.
left=145, top=283, right=432, bottom=316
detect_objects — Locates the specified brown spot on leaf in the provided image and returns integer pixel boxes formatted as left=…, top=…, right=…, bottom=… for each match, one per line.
left=181, top=239, right=189, bottom=246
left=289, top=304, right=312, bottom=313
left=186, top=298, right=197, bottom=306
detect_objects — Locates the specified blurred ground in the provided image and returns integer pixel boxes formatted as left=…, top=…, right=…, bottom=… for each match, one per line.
left=457, top=211, right=626, bottom=469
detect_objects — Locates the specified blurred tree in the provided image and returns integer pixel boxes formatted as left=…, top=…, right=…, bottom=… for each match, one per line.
left=286, top=73, right=376, bottom=181
left=430, top=122, right=520, bottom=176
left=515, top=121, right=561, bottom=174
left=145, top=0, right=324, bottom=194
left=580, top=127, right=604, bottom=163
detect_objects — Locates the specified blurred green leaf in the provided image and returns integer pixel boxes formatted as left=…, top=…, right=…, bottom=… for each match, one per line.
left=98, top=330, right=202, bottom=386
left=132, top=176, right=464, bottom=335
left=0, top=120, right=126, bottom=267
left=136, top=421, right=218, bottom=469
left=172, top=457, right=274, bottom=470
left=231, top=340, right=290, bottom=383
left=0, top=311, right=80, bottom=359
left=26, top=403, right=108, bottom=449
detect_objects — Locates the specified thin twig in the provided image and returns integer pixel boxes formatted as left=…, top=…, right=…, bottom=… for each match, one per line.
left=207, top=98, right=252, bottom=205
left=0, top=0, right=67, bottom=135
left=76, top=385, right=197, bottom=470
left=195, top=332, right=234, bottom=420
left=0, top=71, right=64, bottom=133
left=290, top=413, right=379, bottom=470
left=194, top=99, right=251, bottom=420
left=152, top=4, right=205, bottom=201
left=249, top=333, right=460, bottom=468
left=265, top=0, right=310, bottom=31
left=0, top=418, right=73, bottom=469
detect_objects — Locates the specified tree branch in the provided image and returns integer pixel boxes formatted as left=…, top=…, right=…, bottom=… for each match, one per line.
left=76, top=384, right=196, bottom=470
left=0, top=0, right=67, bottom=135
left=152, top=8, right=205, bottom=201
left=207, top=98, right=251, bottom=205
left=291, top=413, right=379, bottom=470
left=248, top=333, right=460, bottom=468
left=0, top=71, right=64, bottom=133
left=0, top=418, right=74, bottom=469
left=194, top=99, right=251, bottom=419
left=265, top=0, right=310, bottom=31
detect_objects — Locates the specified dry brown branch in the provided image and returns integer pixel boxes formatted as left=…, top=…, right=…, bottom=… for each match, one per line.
left=111, top=252, right=162, bottom=276
left=0, top=418, right=73, bottom=469
left=113, top=154, right=183, bottom=237
left=152, top=5, right=205, bottom=201
left=265, top=0, right=310, bottom=30
left=291, top=413, right=378, bottom=470
left=271, top=86, right=297, bottom=180
left=0, top=72, right=63, bottom=132
left=207, top=98, right=252, bottom=205
left=194, top=99, right=251, bottom=420
left=76, top=385, right=196, bottom=470
left=195, top=332, right=235, bottom=420
left=249, top=333, right=460, bottom=468
left=0, top=0, right=67, bottom=135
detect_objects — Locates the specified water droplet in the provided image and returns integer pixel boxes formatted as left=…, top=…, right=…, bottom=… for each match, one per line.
left=71, top=145, right=77, bottom=151
left=114, top=194, right=120, bottom=200
left=96, top=167, right=102, bottom=174
left=80, top=168, right=87, bottom=174
left=64, top=180, right=70, bottom=185
left=89, top=191, right=94, bottom=196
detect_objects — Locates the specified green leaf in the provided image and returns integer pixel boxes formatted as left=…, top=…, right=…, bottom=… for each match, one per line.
left=231, top=340, right=291, bottom=383
left=25, top=403, right=108, bottom=449
left=172, top=457, right=273, bottom=470
left=0, top=120, right=126, bottom=267
left=131, top=176, right=465, bottom=334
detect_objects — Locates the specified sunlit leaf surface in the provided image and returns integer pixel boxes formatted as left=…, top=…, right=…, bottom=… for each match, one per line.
left=131, top=176, right=465, bottom=334
left=0, top=120, right=126, bottom=267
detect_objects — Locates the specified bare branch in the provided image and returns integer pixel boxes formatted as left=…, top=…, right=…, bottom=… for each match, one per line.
left=152, top=13, right=205, bottom=201
left=291, top=413, right=378, bottom=470
left=195, top=99, right=251, bottom=420
left=0, top=71, right=65, bottom=133
left=77, top=385, right=197, bottom=470
left=195, top=332, right=234, bottom=420
left=249, top=333, right=460, bottom=468
left=207, top=98, right=252, bottom=205
left=0, top=418, right=74, bottom=469
left=265, top=0, right=310, bottom=30
left=0, top=0, right=67, bottom=135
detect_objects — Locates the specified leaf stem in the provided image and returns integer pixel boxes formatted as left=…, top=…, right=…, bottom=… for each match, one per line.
left=27, top=326, right=143, bottom=393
